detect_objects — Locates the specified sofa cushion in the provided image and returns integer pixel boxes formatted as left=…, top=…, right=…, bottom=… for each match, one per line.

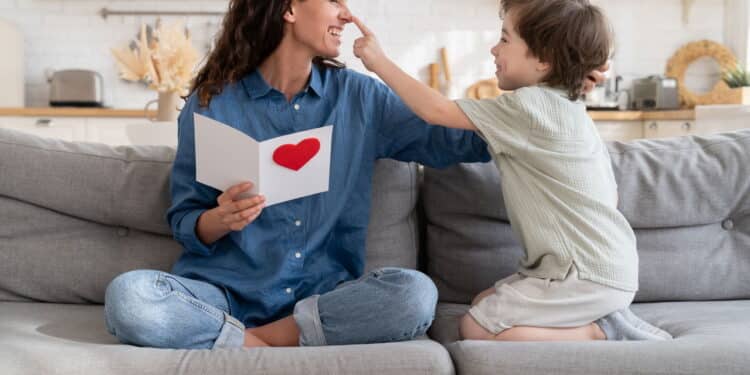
left=0, top=197, right=182, bottom=303
left=429, top=300, right=750, bottom=374
left=0, top=128, right=420, bottom=303
left=422, top=130, right=750, bottom=304
left=0, top=302, right=453, bottom=375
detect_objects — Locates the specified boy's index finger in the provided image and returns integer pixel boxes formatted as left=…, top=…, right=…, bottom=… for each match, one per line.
left=352, top=16, right=373, bottom=37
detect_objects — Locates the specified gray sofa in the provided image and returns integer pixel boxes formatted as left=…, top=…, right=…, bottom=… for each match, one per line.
left=0, top=126, right=748, bottom=374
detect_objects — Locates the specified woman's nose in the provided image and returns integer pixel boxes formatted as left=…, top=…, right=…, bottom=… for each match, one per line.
left=340, top=4, right=353, bottom=23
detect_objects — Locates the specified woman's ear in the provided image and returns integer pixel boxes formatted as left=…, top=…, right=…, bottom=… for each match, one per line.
left=283, top=5, right=296, bottom=23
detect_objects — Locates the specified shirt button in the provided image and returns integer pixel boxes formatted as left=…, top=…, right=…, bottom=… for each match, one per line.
left=285, top=288, right=293, bottom=294
left=293, top=104, right=300, bottom=111
left=295, top=220, right=302, bottom=227
left=722, top=219, right=734, bottom=231
left=295, top=252, right=302, bottom=259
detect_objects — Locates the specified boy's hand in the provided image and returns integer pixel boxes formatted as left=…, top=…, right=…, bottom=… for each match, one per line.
left=352, top=16, right=387, bottom=72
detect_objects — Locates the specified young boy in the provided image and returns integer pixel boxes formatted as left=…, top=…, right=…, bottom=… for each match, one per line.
left=353, top=0, right=672, bottom=341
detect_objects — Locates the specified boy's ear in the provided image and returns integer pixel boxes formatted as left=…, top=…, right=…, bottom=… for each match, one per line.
left=535, top=60, right=551, bottom=74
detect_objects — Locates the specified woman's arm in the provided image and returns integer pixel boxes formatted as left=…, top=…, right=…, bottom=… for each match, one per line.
left=352, top=17, right=476, bottom=131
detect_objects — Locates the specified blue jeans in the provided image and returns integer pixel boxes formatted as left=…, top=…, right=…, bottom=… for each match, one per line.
left=104, top=267, right=438, bottom=349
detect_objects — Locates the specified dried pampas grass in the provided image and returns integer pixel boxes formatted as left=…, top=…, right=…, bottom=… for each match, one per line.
left=112, top=19, right=199, bottom=96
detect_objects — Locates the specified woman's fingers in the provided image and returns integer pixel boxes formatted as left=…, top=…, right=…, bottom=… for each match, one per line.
left=218, top=182, right=253, bottom=205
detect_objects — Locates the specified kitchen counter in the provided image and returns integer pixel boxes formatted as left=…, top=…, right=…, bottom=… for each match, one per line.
left=0, top=107, right=696, bottom=121
left=0, top=107, right=155, bottom=118
left=588, top=110, right=695, bottom=121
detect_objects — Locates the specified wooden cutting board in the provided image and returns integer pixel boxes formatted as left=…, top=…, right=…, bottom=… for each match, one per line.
left=466, top=78, right=503, bottom=99
left=0, top=20, right=24, bottom=107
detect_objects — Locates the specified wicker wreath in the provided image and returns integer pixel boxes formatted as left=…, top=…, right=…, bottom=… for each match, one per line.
left=665, top=40, right=737, bottom=108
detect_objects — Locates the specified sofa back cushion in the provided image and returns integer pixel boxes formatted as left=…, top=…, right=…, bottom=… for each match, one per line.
left=423, top=130, right=750, bottom=303
left=0, top=128, right=419, bottom=303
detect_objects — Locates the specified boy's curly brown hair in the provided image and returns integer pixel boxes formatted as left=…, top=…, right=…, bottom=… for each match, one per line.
left=501, top=0, right=613, bottom=100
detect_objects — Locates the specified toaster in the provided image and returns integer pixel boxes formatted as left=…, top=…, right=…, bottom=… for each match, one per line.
left=48, top=69, right=104, bottom=107
left=631, top=75, right=680, bottom=110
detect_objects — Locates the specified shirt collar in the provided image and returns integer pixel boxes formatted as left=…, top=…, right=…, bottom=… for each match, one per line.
left=242, top=65, right=324, bottom=100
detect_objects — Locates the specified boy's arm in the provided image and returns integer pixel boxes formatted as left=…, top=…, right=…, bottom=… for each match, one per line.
left=352, top=17, right=476, bottom=131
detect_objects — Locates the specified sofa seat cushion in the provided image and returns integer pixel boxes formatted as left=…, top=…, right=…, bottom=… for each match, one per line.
left=429, top=300, right=750, bottom=374
left=0, top=302, right=454, bottom=375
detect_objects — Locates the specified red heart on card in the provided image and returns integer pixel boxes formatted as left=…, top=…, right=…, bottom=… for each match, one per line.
left=272, top=138, right=321, bottom=171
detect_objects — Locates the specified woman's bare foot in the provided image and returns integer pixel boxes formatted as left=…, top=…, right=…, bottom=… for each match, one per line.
left=243, top=330, right=269, bottom=348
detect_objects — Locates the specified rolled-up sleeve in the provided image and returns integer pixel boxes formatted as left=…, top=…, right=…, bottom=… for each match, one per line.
left=166, top=95, right=222, bottom=256
left=373, top=83, right=490, bottom=168
left=455, top=94, right=529, bottom=156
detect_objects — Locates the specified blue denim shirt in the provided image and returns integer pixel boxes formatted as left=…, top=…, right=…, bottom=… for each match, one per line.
left=167, top=65, right=490, bottom=327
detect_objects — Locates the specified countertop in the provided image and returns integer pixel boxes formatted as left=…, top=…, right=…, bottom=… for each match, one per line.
left=0, top=107, right=696, bottom=121
left=0, top=107, right=155, bottom=118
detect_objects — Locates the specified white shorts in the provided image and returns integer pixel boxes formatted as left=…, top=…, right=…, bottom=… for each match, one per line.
left=468, top=265, right=635, bottom=335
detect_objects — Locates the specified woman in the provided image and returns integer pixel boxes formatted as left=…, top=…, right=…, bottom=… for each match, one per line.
left=104, top=0, right=610, bottom=350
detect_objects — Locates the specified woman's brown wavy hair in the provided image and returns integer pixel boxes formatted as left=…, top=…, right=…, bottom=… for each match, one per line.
left=190, top=0, right=345, bottom=107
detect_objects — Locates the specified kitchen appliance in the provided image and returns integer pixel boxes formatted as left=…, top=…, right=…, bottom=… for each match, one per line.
left=0, top=20, right=24, bottom=107
left=631, top=75, right=680, bottom=110
left=48, top=69, right=104, bottom=107
left=585, top=75, right=623, bottom=110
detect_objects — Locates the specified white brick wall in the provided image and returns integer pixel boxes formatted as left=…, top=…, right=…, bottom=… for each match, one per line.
left=0, top=0, right=728, bottom=108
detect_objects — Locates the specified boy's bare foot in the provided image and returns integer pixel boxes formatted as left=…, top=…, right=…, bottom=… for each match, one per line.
left=243, top=330, right=269, bottom=348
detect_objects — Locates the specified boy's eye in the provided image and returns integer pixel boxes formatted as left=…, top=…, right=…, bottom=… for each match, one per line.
left=501, top=38, right=508, bottom=43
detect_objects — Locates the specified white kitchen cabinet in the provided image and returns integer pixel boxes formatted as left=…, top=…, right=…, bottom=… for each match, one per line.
left=0, top=116, right=87, bottom=142
left=595, top=121, right=644, bottom=142
left=643, top=120, right=694, bottom=139
left=86, top=118, right=177, bottom=146
left=0, top=116, right=177, bottom=146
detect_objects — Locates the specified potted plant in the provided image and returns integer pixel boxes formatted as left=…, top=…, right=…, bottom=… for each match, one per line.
left=111, top=19, right=199, bottom=121
left=723, top=64, right=750, bottom=105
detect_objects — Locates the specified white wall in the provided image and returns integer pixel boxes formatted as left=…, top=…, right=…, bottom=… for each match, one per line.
left=0, top=0, right=728, bottom=108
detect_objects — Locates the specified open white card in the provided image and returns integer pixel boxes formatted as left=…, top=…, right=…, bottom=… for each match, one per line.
left=194, top=113, right=333, bottom=206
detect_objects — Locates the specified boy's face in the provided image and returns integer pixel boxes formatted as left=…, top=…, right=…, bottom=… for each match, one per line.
left=491, top=9, right=550, bottom=91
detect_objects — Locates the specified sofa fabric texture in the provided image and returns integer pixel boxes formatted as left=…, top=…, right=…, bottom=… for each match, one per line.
left=1, top=127, right=750, bottom=374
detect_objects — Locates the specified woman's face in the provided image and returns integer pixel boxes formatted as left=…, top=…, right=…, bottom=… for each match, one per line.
left=288, top=0, right=353, bottom=58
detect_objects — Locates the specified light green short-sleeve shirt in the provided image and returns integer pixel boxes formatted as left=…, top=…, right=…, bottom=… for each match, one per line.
left=456, top=86, right=638, bottom=292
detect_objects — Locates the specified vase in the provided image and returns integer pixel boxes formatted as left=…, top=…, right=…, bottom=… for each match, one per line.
left=145, top=91, right=181, bottom=122
left=728, top=86, right=750, bottom=105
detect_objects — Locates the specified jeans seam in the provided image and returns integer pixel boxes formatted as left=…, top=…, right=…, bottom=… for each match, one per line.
left=154, top=273, right=225, bottom=325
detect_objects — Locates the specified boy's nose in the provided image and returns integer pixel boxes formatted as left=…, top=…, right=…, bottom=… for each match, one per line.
left=490, top=45, right=499, bottom=57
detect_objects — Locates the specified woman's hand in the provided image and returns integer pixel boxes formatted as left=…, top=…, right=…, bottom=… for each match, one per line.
left=352, top=16, right=388, bottom=73
left=214, top=182, right=266, bottom=231
left=196, top=182, right=266, bottom=245
left=583, top=63, right=610, bottom=94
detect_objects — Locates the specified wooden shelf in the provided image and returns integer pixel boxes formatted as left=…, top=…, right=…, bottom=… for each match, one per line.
left=0, top=107, right=155, bottom=118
